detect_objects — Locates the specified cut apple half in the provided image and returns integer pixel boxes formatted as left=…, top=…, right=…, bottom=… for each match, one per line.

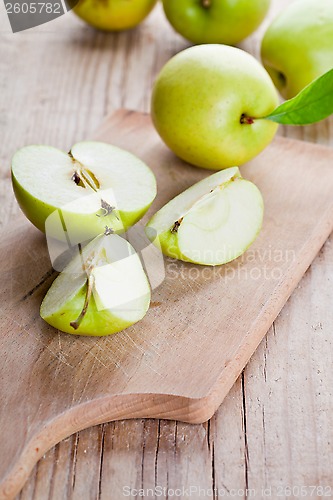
left=12, top=142, right=157, bottom=242
left=40, top=232, right=151, bottom=336
left=145, top=167, right=264, bottom=266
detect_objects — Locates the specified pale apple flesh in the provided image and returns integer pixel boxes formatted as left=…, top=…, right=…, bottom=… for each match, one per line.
left=71, top=0, right=157, bottom=31
left=163, top=0, right=270, bottom=45
left=40, top=233, right=151, bottom=336
left=145, top=168, right=264, bottom=266
left=261, top=0, right=333, bottom=99
left=11, top=142, right=156, bottom=243
left=151, top=45, right=279, bottom=170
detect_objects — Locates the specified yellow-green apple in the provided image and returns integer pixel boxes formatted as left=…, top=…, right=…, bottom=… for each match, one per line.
left=145, top=167, right=263, bottom=266
left=11, top=141, right=156, bottom=243
left=261, top=0, right=333, bottom=99
left=163, top=0, right=270, bottom=45
left=40, top=232, right=151, bottom=336
left=151, top=44, right=279, bottom=170
left=70, top=0, right=157, bottom=31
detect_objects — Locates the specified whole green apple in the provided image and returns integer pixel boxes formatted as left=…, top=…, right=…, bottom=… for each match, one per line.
left=71, top=0, right=157, bottom=31
left=151, top=44, right=279, bottom=170
left=261, top=0, right=333, bottom=99
left=163, top=0, right=271, bottom=45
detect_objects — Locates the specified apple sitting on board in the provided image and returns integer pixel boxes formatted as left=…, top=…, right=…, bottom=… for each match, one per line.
left=146, top=168, right=263, bottom=266
left=152, top=44, right=333, bottom=171
left=11, top=141, right=156, bottom=243
left=151, top=44, right=279, bottom=170
left=261, top=0, right=333, bottom=99
left=70, top=0, right=157, bottom=31
left=40, top=231, right=151, bottom=336
left=163, top=0, right=270, bottom=46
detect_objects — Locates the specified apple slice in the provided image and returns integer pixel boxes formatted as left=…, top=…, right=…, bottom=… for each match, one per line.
left=40, top=232, right=151, bottom=336
left=145, top=167, right=263, bottom=266
left=11, top=141, right=156, bottom=242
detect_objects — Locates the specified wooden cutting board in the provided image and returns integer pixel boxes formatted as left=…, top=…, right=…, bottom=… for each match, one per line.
left=1, top=109, right=333, bottom=499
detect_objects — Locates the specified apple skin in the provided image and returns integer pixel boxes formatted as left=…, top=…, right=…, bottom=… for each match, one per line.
left=151, top=44, right=279, bottom=170
left=163, top=0, right=270, bottom=45
left=41, top=234, right=151, bottom=336
left=41, top=286, right=150, bottom=337
left=11, top=174, right=151, bottom=241
left=261, top=0, right=333, bottom=99
left=71, top=0, right=157, bottom=31
left=148, top=214, right=263, bottom=265
left=146, top=168, right=264, bottom=266
left=11, top=143, right=157, bottom=244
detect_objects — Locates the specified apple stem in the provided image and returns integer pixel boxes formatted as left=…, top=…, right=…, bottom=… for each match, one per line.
left=70, top=273, right=95, bottom=330
left=201, top=0, right=211, bottom=7
left=240, top=114, right=255, bottom=125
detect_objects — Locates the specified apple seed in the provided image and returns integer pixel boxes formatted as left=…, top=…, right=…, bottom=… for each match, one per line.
left=171, top=219, right=183, bottom=233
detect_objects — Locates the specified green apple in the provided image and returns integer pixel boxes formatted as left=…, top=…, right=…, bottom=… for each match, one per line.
left=145, top=167, right=263, bottom=266
left=11, top=141, right=156, bottom=243
left=70, top=0, right=157, bottom=31
left=151, top=44, right=279, bottom=170
left=40, top=232, right=151, bottom=336
left=261, top=0, right=333, bottom=99
left=163, top=0, right=270, bottom=45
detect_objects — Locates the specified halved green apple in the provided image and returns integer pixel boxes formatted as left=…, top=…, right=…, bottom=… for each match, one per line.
left=40, top=232, right=151, bottom=336
left=145, top=167, right=263, bottom=266
left=12, top=141, right=156, bottom=242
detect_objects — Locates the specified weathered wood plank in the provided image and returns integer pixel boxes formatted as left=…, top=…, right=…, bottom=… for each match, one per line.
left=0, top=0, right=330, bottom=498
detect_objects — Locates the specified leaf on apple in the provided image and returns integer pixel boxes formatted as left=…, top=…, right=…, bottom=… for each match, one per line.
left=265, top=68, right=333, bottom=125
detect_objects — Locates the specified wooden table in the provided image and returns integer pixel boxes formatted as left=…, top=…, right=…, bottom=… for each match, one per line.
left=1, top=1, right=332, bottom=498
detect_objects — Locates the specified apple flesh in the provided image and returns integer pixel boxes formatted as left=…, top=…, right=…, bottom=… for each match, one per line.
left=151, top=45, right=279, bottom=170
left=71, top=0, right=157, bottom=31
left=163, top=0, right=270, bottom=45
left=261, top=0, right=333, bottom=99
left=40, top=233, right=151, bottom=336
left=12, top=141, right=156, bottom=243
left=145, top=167, right=263, bottom=266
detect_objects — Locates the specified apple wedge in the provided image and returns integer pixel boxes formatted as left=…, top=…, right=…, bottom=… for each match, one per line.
left=40, top=232, right=151, bottom=336
left=12, top=141, right=156, bottom=242
left=145, top=168, right=263, bottom=266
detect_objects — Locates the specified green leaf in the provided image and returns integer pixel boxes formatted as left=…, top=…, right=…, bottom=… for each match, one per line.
left=265, top=68, right=333, bottom=125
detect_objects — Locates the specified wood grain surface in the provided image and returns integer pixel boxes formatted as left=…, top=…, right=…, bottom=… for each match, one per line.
left=2, top=107, right=333, bottom=498
left=0, top=1, right=333, bottom=499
